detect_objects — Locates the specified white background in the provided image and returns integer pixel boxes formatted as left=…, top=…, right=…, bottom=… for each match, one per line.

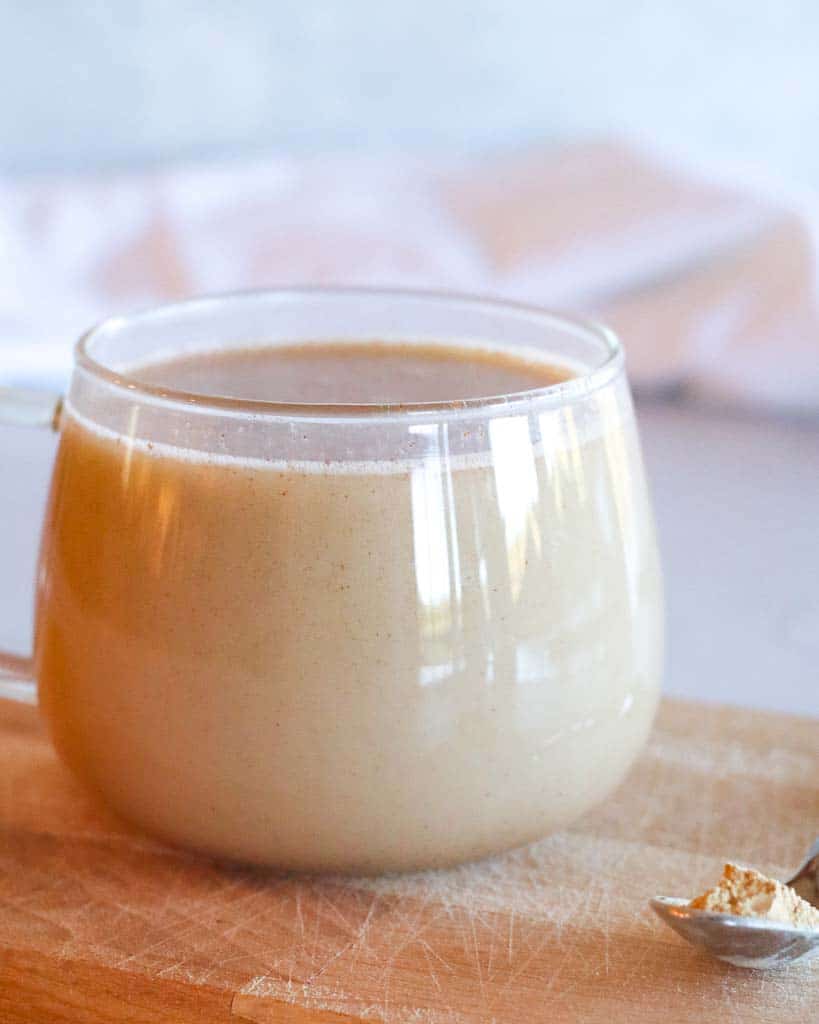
left=2, top=1, right=819, bottom=185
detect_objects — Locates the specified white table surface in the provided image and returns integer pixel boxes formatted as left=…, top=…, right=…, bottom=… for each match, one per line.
left=1, top=401, right=817, bottom=718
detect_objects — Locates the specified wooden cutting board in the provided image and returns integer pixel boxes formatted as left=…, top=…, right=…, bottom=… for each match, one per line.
left=0, top=696, right=816, bottom=1023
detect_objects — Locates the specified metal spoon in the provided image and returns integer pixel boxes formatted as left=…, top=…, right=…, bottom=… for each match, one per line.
left=650, top=838, right=819, bottom=969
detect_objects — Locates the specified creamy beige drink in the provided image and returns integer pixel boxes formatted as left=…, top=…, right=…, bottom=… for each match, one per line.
left=35, top=340, right=662, bottom=873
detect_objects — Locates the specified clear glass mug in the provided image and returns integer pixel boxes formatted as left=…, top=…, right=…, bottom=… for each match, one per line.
left=0, top=288, right=663, bottom=874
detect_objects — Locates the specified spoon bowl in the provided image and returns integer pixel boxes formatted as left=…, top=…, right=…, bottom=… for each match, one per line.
left=650, top=837, right=819, bottom=969
left=650, top=896, right=819, bottom=969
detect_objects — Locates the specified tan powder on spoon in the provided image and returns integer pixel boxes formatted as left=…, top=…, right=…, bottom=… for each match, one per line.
left=690, top=863, right=819, bottom=930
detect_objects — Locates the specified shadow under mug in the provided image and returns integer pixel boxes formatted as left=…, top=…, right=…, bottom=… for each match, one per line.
left=0, top=287, right=663, bottom=874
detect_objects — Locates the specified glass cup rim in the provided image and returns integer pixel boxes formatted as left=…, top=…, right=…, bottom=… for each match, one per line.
left=74, top=286, right=625, bottom=420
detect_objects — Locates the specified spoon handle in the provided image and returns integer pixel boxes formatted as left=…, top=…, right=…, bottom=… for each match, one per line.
left=788, top=836, right=819, bottom=908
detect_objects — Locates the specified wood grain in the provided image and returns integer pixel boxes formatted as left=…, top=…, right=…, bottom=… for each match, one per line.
left=1, top=697, right=817, bottom=1023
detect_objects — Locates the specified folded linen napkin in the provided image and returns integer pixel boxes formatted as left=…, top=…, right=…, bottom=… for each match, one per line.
left=1, top=141, right=817, bottom=412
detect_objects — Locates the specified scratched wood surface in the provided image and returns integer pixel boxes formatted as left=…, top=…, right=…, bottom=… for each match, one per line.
left=0, top=697, right=817, bottom=1023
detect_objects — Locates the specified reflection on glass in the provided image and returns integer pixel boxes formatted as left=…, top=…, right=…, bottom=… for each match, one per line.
left=409, top=424, right=457, bottom=636
left=119, top=407, right=141, bottom=489
left=409, top=423, right=466, bottom=687
left=489, top=414, right=540, bottom=603
left=597, top=388, right=641, bottom=613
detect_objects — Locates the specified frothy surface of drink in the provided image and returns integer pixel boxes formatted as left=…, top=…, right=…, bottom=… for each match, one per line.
left=132, top=340, right=573, bottom=405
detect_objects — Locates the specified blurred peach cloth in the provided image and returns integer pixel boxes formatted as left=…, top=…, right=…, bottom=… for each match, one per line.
left=1, top=141, right=817, bottom=411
